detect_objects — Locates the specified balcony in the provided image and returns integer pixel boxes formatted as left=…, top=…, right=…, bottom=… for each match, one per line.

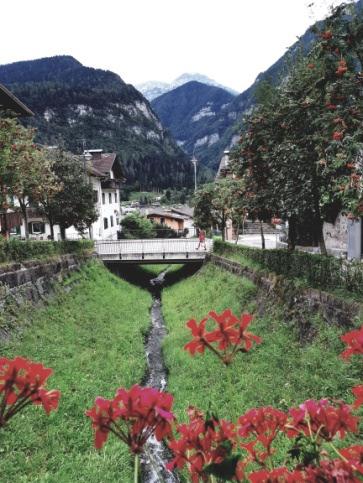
left=101, top=179, right=122, bottom=190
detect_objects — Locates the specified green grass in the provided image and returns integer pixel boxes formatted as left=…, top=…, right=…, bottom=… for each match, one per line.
left=162, top=263, right=362, bottom=427
left=128, top=191, right=160, bottom=202
left=0, top=261, right=152, bottom=482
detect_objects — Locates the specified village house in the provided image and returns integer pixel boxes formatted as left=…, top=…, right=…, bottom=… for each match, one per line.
left=146, top=209, right=186, bottom=235
left=22, top=149, right=123, bottom=241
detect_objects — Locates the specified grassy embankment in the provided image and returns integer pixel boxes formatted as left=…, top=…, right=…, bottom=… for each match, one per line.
left=0, top=260, right=152, bottom=482
left=162, top=263, right=362, bottom=463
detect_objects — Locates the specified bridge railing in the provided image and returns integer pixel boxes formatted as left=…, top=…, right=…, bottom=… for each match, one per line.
left=94, top=238, right=212, bottom=258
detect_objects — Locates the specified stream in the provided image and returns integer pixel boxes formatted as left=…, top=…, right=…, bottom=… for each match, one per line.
left=140, top=269, right=180, bottom=483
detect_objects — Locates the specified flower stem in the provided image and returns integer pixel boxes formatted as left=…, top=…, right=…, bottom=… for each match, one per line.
left=134, top=454, right=139, bottom=483
left=329, top=442, right=349, bottom=463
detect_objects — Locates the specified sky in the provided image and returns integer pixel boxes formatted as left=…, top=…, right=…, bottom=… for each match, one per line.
left=2, top=0, right=346, bottom=93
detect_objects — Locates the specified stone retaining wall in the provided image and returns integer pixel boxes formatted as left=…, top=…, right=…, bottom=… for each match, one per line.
left=0, top=254, right=91, bottom=315
left=209, top=254, right=362, bottom=341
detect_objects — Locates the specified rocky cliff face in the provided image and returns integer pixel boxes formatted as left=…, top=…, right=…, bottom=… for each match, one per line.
left=151, top=81, right=235, bottom=162
left=0, top=56, right=192, bottom=189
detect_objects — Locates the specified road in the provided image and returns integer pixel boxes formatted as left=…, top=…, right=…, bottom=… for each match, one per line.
left=235, top=233, right=280, bottom=249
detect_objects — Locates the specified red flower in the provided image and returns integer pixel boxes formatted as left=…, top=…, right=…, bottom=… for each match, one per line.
left=305, top=458, right=360, bottom=481
left=352, top=385, right=363, bottom=409
left=340, top=445, right=363, bottom=475
left=340, top=325, right=363, bottom=359
left=336, top=59, right=348, bottom=76
left=0, top=356, right=60, bottom=427
left=168, top=409, right=238, bottom=482
left=184, top=309, right=261, bottom=366
left=206, top=309, right=240, bottom=350
left=333, top=131, right=344, bottom=141
left=321, top=30, right=333, bottom=40
left=248, top=467, right=305, bottom=482
left=85, top=397, right=117, bottom=449
left=184, top=317, right=208, bottom=355
left=86, top=385, right=174, bottom=453
left=233, top=313, right=262, bottom=353
left=238, top=407, right=287, bottom=456
left=307, top=63, right=315, bottom=69
left=286, top=399, right=359, bottom=441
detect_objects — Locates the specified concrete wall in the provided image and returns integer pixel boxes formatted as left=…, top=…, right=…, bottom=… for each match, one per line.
left=323, top=213, right=348, bottom=251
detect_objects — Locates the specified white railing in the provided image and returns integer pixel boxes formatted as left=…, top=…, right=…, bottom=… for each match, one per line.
left=94, top=238, right=212, bottom=259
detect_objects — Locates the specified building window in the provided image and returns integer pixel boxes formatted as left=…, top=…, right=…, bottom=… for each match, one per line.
left=10, top=225, right=21, bottom=236
left=116, top=217, right=119, bottom=225
left=160, top=217, right=165, bottom=225
left=110, top=216, right=114, bottom=227
left=109, top=193, right=112, bottom=204
left=93, top=190, right=99, bottom=203
left=102, top=193, right=105, bottom=205
left=28, top=222, right=45, bottom=234
left=103, top=217, right=108, bottom=230
left=114, top=192, right=117, bottom=203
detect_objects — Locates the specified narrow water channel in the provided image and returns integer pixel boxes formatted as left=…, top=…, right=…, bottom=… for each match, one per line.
left=106, top=262, right=201, bottom=482
left=140, top=270, right=179, bottom=483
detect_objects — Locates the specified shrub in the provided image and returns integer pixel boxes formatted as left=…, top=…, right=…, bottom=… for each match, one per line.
left=214, top=240, right=363, bottom=295
left=0, top=238, right=93, bottom=263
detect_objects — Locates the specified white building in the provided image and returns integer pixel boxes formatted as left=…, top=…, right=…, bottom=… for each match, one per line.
left=19, top=149, right=123, bottom=241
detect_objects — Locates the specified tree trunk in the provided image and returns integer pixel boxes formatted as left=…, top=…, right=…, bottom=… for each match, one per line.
left=318, top=220, right=327, bottom=256
left=260, top=220, right=265, bottom=250
left=221, top=212, right=225, bottom=241
left=19, top=199, right=29, bottom=239
left=0, top=182, right=9, bottom=239
left=235, top=222, right=240, bottom=244
left=288, top=216, right=296, bottom=251
left=60, top=225, right=66, bottom=241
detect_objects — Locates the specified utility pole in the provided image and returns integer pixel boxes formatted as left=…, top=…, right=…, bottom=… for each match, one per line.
left=191, top=156, right=198, bottom=192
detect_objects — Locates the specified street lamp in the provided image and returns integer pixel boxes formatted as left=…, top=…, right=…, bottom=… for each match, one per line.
left=191, top=155, right=198, bottom=192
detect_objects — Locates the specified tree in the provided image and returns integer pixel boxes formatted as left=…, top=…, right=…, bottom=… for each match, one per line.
left=37, top=149, right=97, bottom=240
left=0, top=117, right=33, bottom=237
left=231, top=3, right=363, bottom=253
left=120, top=213, right=156, bottom=239
left=7, top=142, right=59, bottom=239
left=194, top=179, right=245, bottom=241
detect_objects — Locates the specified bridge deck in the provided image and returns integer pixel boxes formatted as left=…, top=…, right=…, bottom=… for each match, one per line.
left=95, top=238, right=212, bottom=263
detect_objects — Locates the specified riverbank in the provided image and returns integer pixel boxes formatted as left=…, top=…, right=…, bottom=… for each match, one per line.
left=0, top=260, right=151, bottom=482
left=161, top=263, right=362, bottom=463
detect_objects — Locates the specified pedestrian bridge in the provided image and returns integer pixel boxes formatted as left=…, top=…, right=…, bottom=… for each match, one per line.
left=95, top=238, right=212, bottom=264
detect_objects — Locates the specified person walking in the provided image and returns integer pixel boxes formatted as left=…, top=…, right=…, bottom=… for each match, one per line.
left=197, top=228, right=207, bottom=250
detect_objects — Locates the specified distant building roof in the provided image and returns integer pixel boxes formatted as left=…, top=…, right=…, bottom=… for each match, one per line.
left=0, top=83, right=34, bottom=116
left=147, top=210, right=185, bottom=221
left=171, top=206, right=194, bottom=218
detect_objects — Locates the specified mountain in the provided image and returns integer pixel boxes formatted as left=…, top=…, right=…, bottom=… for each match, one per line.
left=151, top=81, right=236, bottom=158
left=137, top=73, right=238, bottom=101
left=0, top=56, right=192, bottom=189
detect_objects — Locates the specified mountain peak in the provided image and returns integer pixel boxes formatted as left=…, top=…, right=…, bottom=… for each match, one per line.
left=137, top=73, right=238, bottom=101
